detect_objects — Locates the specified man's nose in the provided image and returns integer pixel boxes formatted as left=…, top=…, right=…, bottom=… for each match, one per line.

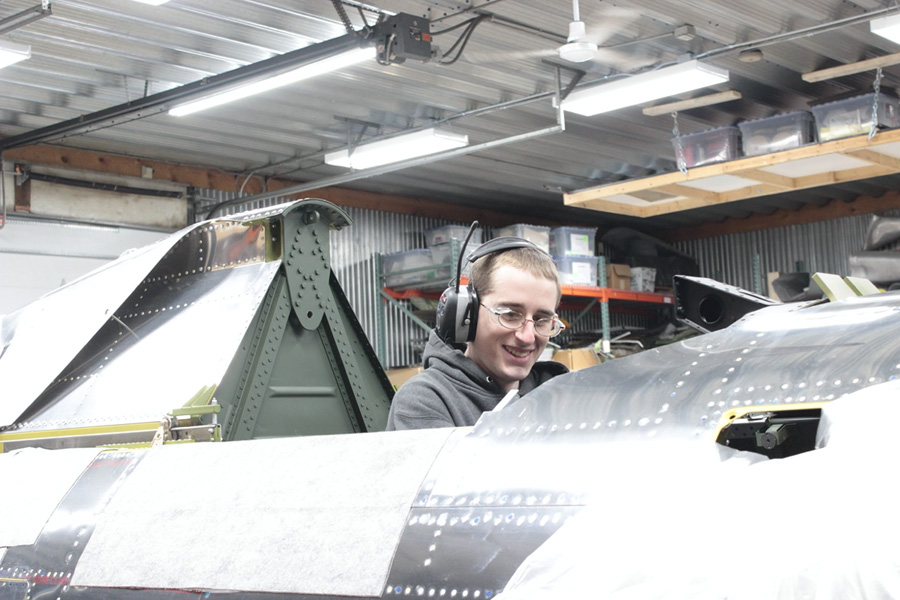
left=515, top=319, right=537, bottom=342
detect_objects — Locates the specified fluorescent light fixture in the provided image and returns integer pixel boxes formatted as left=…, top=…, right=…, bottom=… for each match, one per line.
left=324, top=128, right=469, bottom=170
left=169, top=46, right=375, bottom=117
left=0, top=39, right=31, bottom=69
left=131, top=0, right=171, bottom=5
left=871, top=13, right=900, bottom=44
left=559, top=59, right=730, bottom=116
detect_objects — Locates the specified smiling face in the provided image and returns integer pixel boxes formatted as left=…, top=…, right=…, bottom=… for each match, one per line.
left=465, top=264, right=560, bottom=392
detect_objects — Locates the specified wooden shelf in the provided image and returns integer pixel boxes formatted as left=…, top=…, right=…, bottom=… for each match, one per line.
left=564, top=128, right=900, bottom=218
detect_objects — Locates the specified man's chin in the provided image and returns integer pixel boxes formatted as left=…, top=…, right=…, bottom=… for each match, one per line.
left=499, top=364, right=532, bottom=384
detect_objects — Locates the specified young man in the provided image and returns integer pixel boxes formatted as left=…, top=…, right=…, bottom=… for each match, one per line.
left=386, top=241, right=569, bottom=430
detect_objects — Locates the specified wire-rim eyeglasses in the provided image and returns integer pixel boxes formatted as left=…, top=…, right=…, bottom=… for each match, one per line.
left=480, top=304, right=565, bottom=337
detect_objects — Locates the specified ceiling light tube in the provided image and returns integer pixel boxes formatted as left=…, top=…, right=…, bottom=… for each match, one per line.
left=130, top=0, right=171, bottom=4
left=324, top=128, right=469, bottom=170
left=871, top=13, right=900, bottom=44
left=169, top=46, right=375, bottom=117
left=559, top=59, right=730, bottom=117
left=0, top=39, right=31, bottom=69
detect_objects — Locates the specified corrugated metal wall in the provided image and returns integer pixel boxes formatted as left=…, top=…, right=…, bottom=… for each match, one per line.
left=194, top=191, right=663, bottom=368
left=197, top=191, right=899, bottom=367
left=674, top=213, right=891, bottom=293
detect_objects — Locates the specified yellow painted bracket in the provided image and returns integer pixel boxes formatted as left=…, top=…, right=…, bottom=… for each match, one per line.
left=843, top=276, right=881, bottom=296
left=812, top=273, right=856, bottom=302
left=170, top=384, right=220, bottom=417
left=812, top=273, right=880, bottom=302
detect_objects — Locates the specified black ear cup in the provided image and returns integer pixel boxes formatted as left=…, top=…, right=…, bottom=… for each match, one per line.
left=465, top=282, right=479, bottom=342
left=435, top=283, right=479, bottom=344
left=434, top=234, right=541, bottom=345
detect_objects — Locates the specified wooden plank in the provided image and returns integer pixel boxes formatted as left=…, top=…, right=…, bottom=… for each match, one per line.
left=718, top=183, right=792, bottom=204
left=793, top=165, right=896, bottom=188
left=802, top=52, right=900, bottom=83
left=642, top=91, right=742, bottom=116
left=844, top=148, right=900, bottom=171
left=739, top=169, right=797, bottom=188
left=577, top=198, right=650, bottom=218
left=655, top=184, right=721, bottom=202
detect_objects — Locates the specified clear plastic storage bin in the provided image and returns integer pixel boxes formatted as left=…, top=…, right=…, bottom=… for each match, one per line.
left=672, top=125, right=741, bottom=167
left=494, top=223, right=550, bottom=252
left=811, top=92, right=900, bottom=142
left=495, top=224, right=551, bottom=254
left=383, top=249, right=449, bottom=288
left=549, top=226, right=596, bottom=257
left=425, top=225, right=482, bottom=248
left=738, top=111, right=816, bottom=156
left=554, top=256, right=599, bottom=286
left=430, top=242, right=475, bottom=276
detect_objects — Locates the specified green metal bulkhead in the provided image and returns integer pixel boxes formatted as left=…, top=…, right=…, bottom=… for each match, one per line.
left=217, top=199, right=393, bottom=441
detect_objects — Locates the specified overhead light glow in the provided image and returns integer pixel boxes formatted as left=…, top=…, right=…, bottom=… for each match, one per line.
left=871, top=13, right=900, bottom=45
left=0, top=39, right=31, bottom=70
left=169, top=46, right=376, bottom=117
left=559, top=60, right=730, bottom=117
left=324, top=128, right=470, bottom=170
left=131, top=0, right=172, bottom=5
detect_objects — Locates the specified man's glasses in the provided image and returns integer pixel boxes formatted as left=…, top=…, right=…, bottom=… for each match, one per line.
left=480, top=304, right=565, bottom=338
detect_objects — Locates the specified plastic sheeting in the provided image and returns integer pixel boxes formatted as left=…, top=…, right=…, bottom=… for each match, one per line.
left=496, top=380, right=900, bottom=600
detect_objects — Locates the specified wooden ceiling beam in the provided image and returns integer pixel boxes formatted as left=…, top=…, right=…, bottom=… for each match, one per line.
left=2, top=144, right=561, bottom=227
left=662, top=189, right=900, bottom=243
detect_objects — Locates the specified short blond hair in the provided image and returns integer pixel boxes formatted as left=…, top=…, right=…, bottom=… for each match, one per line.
left=470, top=247, right=561, bottom=307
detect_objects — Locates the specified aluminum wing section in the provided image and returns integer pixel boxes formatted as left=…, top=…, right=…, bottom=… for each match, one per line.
left=507, top=291, right=900, bottom=441
left=2, top=218, right=277, bottom=438
left=0, top=227, right=197, bottom=427
left=496, top=381, right=900, bottom=600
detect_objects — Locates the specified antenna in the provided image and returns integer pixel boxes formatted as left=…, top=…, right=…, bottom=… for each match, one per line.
left=455, top=221, right=479, bottom=293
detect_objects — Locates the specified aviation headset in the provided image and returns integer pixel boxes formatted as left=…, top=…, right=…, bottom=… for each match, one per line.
left=435, top=222, right=549, bottom=345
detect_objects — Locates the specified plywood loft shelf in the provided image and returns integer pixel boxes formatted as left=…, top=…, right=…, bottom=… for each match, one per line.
left=564, top=128, right=900, bottom=218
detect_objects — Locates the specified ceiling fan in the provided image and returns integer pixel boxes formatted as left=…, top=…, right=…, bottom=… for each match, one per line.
left=458, top=0, right=649, bottom=70
left=559, top=0, right=600, bottom=62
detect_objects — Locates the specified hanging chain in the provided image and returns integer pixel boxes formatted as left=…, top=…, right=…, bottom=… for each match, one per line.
left=869, top=66, right=883, bottom=141
left=672, top=111, right=688, bottom=175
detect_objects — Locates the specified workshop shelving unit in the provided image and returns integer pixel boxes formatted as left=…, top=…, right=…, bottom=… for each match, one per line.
left=376, top=249, right=673, bottom=366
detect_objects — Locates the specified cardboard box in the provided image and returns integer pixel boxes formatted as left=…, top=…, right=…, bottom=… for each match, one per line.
left=606, top=264, right=631, bottom=290
left=766, top=271, right=782, bottom=301
left=551, top=349, right=601, bottom=371
left=385, top=366, right=424, bottom=390
left=630, top=266, right=657, bottom=293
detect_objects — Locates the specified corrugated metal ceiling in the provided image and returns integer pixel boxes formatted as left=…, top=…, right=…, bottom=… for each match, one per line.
left=2, top=0, right=900, bottom=233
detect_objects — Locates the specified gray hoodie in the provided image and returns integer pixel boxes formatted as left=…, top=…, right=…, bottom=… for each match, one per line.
left=386, top=330, right=569, bottom=430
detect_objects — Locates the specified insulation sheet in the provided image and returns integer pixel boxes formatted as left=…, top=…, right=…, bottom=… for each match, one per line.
left=73, top=429, right=453, bottom=595
left=0, top=448, right=102, bottom=547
